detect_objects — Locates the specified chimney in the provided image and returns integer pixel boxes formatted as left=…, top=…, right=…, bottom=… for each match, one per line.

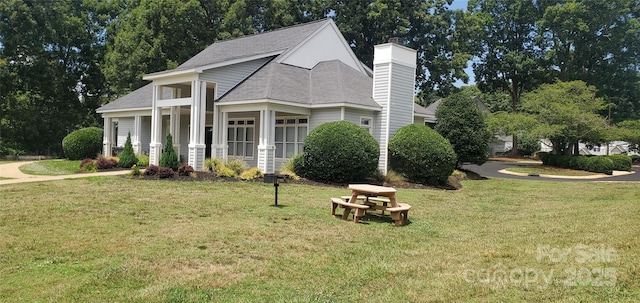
left=372, top=41, right=417, bottom=175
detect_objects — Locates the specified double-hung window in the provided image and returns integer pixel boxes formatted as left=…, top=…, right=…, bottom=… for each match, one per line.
left=275, top=117, right=308, bottom=159
left=227, top=119, right=255, bottom=158
left=360, top=117, right=372, bottom=134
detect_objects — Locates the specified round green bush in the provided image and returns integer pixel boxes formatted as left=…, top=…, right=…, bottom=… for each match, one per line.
left=389, top=124, right=457, bottom=185
left=608, top=154, right=632, bottom=171
left=301, top=121, right=379, bottom=183
left=61, top=127, right=103, bottom=160
left=586, top=156, right=614, bottom=175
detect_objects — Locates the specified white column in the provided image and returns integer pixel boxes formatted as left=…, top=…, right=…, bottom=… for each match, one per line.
left=170, top=106, right=181, bottom=156
left=257, top=109, right=276, bottom=173
left=132, top=115, right=142, bottom=154
left=212, top=110, right=228, bottom=160
left=149, top=84, right=163, bottom=165
left=188, top=81, right=207, bottom=170
left=102, top=116, right=112, bottom=157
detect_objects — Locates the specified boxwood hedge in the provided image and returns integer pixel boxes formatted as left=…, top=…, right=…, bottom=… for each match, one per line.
left=298, top=121, right=379, bottom=183
left=389, top=124, right=457, bottom=185
left=61, top=127, right=103, bottom=160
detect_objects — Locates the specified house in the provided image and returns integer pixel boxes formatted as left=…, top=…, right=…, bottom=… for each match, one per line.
left=97, top=19, right=432, bottom=174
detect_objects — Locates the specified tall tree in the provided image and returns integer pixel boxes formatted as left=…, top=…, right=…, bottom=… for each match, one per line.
left=466, top=0, right=550, bottom=155
left=539, top=0, right=640, bottom=122
left=1, top=0, right=107, bottom=155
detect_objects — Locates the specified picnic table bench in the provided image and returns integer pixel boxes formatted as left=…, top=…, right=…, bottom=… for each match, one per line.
left=331, top=184, right=412, bottom=226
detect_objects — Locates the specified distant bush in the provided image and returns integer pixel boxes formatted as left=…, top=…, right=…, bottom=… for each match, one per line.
left=631, top=155, right=640, bottom=165
left=300, top=121, right=379, bottom=183
left=225, top=158, right=247, bottom=176
left=608, top=154, right=632, bottom=171
left=239, top=167, right=263, bottom=180
left=96, top=156, right=118, bottom=169
left=79, top=158, right=97, bottom=173
left=118, top=132, right=138, bottom=168
left=389, top=124, right=457, bottom=185
left=157, top=167, right=175, bottom=179
left=136, top=155, right=149, bottom=167
left=204, top=158, right=223, bottom=172
left=541, top=154, right=616, bottom=174
left=144, top=164, right=159, bottom=176
left=217, top=166, right=235, bottom=178
left=130, top=164, right=141, bottom=176
left=586, top=156, right=614, bottom=175
left=177, top=164, right=195, bottom=176
left=62, top=127, right=103, bottom=160
left=159, top=133, right=179, bottom=170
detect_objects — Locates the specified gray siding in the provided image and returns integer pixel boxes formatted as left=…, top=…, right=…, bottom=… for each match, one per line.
left=179, top=114, right=190, bottom=162
left=343, top=108, right=379, bottom=142
left=309, top=108, right=341, bottom=130
left=200, top=58, right=271, bottom=98
left=387, top=64, right=415, bottom=137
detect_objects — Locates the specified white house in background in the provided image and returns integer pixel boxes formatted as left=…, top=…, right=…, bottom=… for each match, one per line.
left=97, top=19, right=432, bottom=174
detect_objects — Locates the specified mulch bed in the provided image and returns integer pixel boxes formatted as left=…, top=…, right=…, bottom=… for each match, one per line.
left=119, top=169, right=482, bottom=190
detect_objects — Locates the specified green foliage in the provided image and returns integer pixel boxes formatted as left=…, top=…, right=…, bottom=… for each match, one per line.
left=435, top=93, right=491, bottom=166
left=203, top=158, right=223, bottom=172
left=61, top=127, right=103, bottom=160
left=586, top=157, right=614, bottom=175
left=615, top=119, right=640, bottom=152
left=79, top=159, right=97, bottom=173
left=159, top=133, right=179, bottom=170
left=521, top=81, right=608, bottom=154
left=300, top=121, right=379, bottom=183
left=118, top=132, right=138, bottom=168
left=136, top=155, right=150, bottom=167
left=225, top=158, right=247, bottom=176
left=517, top=132, right=540, bottom=156
left=239, top=167, right=263, bottom=180
left=130, top=164, right=141, bottom=176
left=389, top=124, right=457, bottom=185
left=541, top=154, right=615, bottom=175
left=280, top=155, right=301, bottom=180
left=608, top=154, right=632, bottom=172
left=216, top=166, right=236, bottom=178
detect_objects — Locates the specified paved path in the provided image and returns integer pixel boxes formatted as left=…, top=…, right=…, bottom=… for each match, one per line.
left=462, top=161, right=640, bottom=182
left=0, top=161, right=130, bottom=186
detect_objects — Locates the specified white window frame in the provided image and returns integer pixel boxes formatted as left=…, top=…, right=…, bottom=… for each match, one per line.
left=360, top=116, right=373, bottom=135
left=227, top=119, right=255, bottom=159
left=275, top=116, right=308, bottom=159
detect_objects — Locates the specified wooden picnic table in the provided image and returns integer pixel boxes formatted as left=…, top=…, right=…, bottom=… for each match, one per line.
left=330, top=184, right=411, bottom=226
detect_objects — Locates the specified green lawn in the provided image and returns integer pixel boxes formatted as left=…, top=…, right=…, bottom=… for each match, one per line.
left=18, top=160, right=81, bottom=175
left=505, top=165, right=599, bottom=176
left=1, top=177, right=639, bottom=302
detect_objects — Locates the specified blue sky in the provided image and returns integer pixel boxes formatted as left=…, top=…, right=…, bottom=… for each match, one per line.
left=448, top=0, right=469, bottom=11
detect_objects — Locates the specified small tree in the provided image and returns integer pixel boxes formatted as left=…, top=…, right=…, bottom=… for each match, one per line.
left=435, top=94, right=491, bottom=166
left=118, top=132, right=138, bottom=168
left=159, top=133, right=179, bottom=170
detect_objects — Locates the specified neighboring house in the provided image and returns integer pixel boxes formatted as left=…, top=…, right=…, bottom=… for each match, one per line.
left=97, top=19, right=431, bottom=174
left=578, top=141, right=639, bottom=156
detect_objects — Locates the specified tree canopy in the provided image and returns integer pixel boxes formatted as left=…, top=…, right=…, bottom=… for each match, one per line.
left=1, top=0, right=639, bottom=156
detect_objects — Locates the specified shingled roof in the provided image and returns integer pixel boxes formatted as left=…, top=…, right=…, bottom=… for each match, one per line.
left=220, top=60, right=378, bottom=108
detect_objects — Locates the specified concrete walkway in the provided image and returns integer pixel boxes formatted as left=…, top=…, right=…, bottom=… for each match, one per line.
left=0, top=161, right=131, bottom=186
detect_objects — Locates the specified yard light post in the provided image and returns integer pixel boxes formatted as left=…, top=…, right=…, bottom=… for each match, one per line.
left=264, top=174, right=287, bottom=206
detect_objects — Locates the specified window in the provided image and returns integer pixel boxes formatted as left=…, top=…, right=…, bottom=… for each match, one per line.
left=227, top=119, right=255, bottom=158
left=360, top=117, right=372, bottom=134
left=275, top=117, right=308, bottom=159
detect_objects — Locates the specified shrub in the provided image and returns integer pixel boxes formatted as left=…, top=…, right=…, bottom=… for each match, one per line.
left=118, top=132, right=138, bottom=168
left=586, top=156, right=614, bottom=175
left=609, top=154, right=632, bottom=171
left=79, top=158, right=97, bottom=173
left=177, top=164, right=195, bottom=176
left=239, top=167, right=263, bottom=180
left=144, top=164, right=159, bottom=176
left=204, top=158, right=223, bottom=172
left=225, top=158, right=247, bottom=176
left=159, top=133, right=179, bottom=170
left=291, top=153, right=305, bottom=176
left=435, top=94, right=490, bottom=166
left=157, top=167, right=175, bottom=179
left=389, top=124, right=457, bottom=185
left=130, top=164, right=141, bottom=176
left=217, top=166, right=235, bottom=178
left=300, top=121, right=379, bottom=183
left=631, top=155, right=640, bottom=165
left=137, top=155, right=150, bottom=167
left=95, top=156, right=118, bottom=169
left=62, top=127, right=103, bottom=160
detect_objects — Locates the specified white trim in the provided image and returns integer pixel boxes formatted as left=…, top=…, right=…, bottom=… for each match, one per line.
left=157, top=97, right=192, bottom=108
left=144, top=70, right=199, bottom=81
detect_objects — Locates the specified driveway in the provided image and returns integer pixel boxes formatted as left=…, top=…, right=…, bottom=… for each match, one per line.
left=0, top=161, right=130, bottom=185
left=462, top=161, right=640, bottom=182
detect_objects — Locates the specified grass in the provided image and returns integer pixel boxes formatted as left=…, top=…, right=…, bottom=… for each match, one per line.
left=18, top=159, right=81, bottom=175
left=1, top=177, right=639, bottom=302
left=505, top=165, right=599, bottom=176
